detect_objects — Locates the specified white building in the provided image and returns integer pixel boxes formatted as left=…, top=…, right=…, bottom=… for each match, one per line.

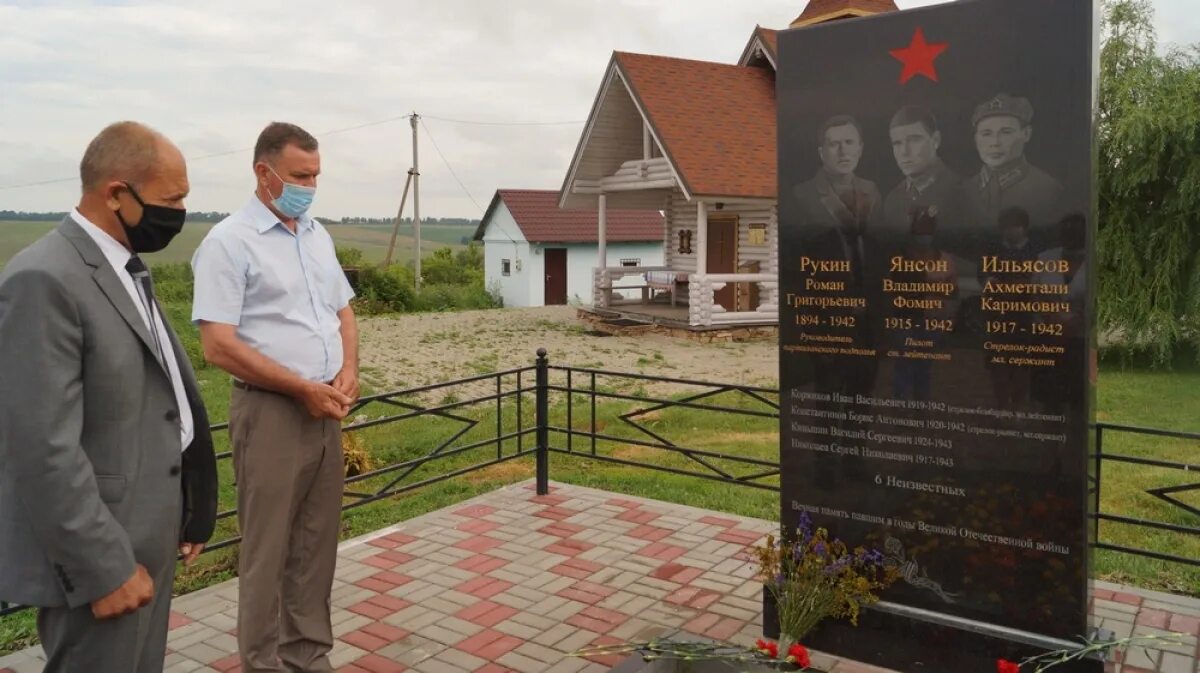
left=474, top=189, right=664, bottom=308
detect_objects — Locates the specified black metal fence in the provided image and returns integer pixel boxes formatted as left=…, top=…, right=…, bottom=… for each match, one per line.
left=2, top=351, right=1196, bottom=619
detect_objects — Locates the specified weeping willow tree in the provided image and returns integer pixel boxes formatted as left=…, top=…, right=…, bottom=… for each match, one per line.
left=1099, top=0, right=1200, bottom=365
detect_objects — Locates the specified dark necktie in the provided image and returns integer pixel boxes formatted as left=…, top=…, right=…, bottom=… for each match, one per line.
left=125, top=255, right=167, bottom=367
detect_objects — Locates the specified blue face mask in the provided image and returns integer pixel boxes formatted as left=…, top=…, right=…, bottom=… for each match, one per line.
left=267, top=165, right=315, bottom=218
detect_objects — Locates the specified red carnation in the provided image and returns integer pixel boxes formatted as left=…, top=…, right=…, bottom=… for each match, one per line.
left=787, top=643, right=811, bottom=668
left=755, top=639, right=779, bottom=658
left=997, top=659, right=1021, bottom=673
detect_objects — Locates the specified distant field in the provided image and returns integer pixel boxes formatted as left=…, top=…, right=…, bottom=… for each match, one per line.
left=0, top=220, right=473, bottom=268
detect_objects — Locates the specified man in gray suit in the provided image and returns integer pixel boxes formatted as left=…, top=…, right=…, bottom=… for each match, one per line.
left=0, top=122, right=218, bottom=673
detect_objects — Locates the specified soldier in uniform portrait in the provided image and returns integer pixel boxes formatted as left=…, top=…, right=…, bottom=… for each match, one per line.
left=883, top=106, right=963, bottom=250
left=963, top=94, right=1064, bottom=239
left=790, top=115, right=882, bottom=398
left=791, top=114, right=883, bottom=292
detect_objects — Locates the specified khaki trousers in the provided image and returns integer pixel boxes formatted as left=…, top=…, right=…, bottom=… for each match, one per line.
left=230, top=387, right=344, bottom=673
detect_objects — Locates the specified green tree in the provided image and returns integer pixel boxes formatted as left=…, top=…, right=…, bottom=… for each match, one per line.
left=1099, top=0, right=1200, bottom=363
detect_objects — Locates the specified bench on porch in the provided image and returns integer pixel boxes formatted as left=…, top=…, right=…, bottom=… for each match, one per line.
left=643, top=270, right=689, bottom=307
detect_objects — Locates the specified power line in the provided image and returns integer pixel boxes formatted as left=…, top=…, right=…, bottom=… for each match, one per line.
left=0, top=111, right=578, bottom=192
left=0, top=114, right=419, bottom=191
left=424, top=113, right=583, bottom=125
left=419, top=118, right=483, bottom=214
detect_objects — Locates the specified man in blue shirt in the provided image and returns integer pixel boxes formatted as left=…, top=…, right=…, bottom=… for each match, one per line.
left=192, top=122, right=358, bottom=673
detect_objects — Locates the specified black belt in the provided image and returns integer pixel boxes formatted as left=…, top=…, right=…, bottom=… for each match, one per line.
left=232, top=379, right=270, bottom=393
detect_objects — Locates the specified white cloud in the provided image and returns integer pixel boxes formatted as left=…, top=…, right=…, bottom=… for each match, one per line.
left=0, top=0, right=1193, bottom=219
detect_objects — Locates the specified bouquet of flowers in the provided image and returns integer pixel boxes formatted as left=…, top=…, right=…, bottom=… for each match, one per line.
left=754, top=512, right=899, bottom=644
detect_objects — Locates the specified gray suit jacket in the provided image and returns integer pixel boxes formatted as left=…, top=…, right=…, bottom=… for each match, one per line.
left=0, top=216, right=217, bottom=609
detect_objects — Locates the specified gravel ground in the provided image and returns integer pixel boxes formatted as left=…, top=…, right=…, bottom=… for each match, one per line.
left=357, top=306, right=779, bottom=397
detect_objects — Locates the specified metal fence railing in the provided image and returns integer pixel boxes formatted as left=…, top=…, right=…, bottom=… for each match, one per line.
left=3, top=351, right=1196, bottom=618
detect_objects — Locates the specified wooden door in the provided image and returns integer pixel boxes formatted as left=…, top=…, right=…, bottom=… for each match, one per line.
left=706, top=216, right=738, bottom=309
left=544, top=248, right=568, bottom=305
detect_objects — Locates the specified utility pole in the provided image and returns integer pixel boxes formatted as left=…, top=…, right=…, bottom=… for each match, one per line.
left=410, top=112, right=422, bottom=290
left=383, top=170, right=413, bottom=268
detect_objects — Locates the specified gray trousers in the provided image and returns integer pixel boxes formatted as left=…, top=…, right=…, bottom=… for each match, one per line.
left=230, top=386, right=344, bottom=673
left=37, top=526, right=177, bottom=673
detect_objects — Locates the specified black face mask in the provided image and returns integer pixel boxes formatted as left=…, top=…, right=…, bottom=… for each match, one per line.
left=115, top=183, right=186, bottom=254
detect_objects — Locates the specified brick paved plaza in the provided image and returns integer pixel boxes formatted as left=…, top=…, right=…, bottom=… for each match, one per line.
left=1, top=482, right=1196, bottom=673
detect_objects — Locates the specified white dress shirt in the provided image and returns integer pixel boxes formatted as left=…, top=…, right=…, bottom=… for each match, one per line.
left=74, top=209, right=194, bottom=452
left=191, top=197, right=355, bottom=382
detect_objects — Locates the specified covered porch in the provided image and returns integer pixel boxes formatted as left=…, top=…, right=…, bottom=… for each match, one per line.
left=558, top=52, right=780, bottom=330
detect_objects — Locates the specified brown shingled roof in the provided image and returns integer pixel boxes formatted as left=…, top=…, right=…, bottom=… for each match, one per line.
left=792, top=0, right=898, bottom=26
left=757, top=27, right=779, bottom=57
left=615, top=52, right=777, bottom=200
left=478, top=189, right=663, bottom=244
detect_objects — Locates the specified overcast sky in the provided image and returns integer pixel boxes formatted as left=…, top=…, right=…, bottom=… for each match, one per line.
left=1, top=0, right=1194, bottom=219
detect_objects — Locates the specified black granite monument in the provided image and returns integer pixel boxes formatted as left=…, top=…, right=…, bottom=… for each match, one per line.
left=775, top=0, right=1100, bottom=670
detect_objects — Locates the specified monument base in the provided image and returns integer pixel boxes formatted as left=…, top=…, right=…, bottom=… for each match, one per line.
left=763, top=590, right=1104, bottom=673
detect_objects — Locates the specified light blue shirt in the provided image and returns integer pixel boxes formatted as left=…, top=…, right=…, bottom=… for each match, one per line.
left=191, top=197, right=355, bottom=383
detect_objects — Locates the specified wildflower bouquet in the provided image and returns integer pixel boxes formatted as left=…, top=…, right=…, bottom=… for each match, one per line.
left=754, top=513, right=899, bottom=644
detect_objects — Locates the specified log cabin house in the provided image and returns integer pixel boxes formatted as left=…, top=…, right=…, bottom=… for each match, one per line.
left=559, top=0, right=898, bottom=335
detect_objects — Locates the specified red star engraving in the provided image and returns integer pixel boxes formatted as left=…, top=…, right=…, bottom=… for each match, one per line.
left=890, top=27, right=948, bottom=84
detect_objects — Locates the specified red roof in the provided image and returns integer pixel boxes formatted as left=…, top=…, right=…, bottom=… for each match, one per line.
left=478, top=189, right=663, bottom=244
left=615, top=52, right=777, bottom=200
left=757, top=27, right=779, bottom=58
left=793, top=0, right=898, bottom=25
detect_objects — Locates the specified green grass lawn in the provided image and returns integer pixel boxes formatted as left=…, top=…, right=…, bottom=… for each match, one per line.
left=0, top=220, right=468, bottom=269
left=1, top=363, right=1195, bottom=656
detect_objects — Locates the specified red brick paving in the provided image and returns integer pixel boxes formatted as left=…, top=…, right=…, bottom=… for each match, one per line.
left=534, top=506, right=580, bottom=521
left=349, top=599, right=404, bottom=620
left=531, top=494, right=569, bottom=506
left=361, top=622, right=412, bottom=643
left=699, top=515, right=739, bottom=527
left=651, top=562, right=703, bottom=584
left=568, top=606, right=629, bottom=634
left=582, top=635, right=628, bottom=667
left=545, top=538, right=594, bottom=557
left=666, top=586, right=723, bottom=610
left=456, top=576, right=515, bottom=599
left=538, top=521, right=587, bottom=537
left=558, top=580, right=618, bottom=605
left=634, top=542, right=687, bottom=562
left=168, top=611, right=193, bottom=630
left=1134, top=608, right=1170, bottom=629
left=628, top=525, right=673, bottom=542
left=457, top=601, right=520, bottom=628
left=616, top=508, right=659, bottom=525
left=716, top=529, right=765, bottom=545
left=455, top=536, right=505, bottom=553
left=19, top=482, right=1192, bottom=673
left=343, top=628, right=391, bottom=652
left=454, top=504, right=498, bottom=518
left=456, top=519, right=502, bottom=535
left=1111, top=592, right=1143, bottom=606
left=352, top=653, right=408, bottom=673
left=212, top=654, right=242, bottom=672
left=1169, top=613, right=1200, bottom=635
left=455, top=554, right=510, bottom=574
left=458, top=630, right=523, bottom=660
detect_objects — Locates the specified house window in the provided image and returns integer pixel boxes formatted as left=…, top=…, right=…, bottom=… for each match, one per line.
left=501, top=259, right=511, bottom=276
left=748, top=223, right=767, bottom=246
left=620, top=258, right=641, bottom=267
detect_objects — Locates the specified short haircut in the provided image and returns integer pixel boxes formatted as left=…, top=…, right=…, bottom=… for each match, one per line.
left=79, top=121, right=162, bottom=192
left=253, top=122, right=318, bottom=165
left=816, top=115, right=864, bottom=147
left=890, top=105, right=939, bottom=135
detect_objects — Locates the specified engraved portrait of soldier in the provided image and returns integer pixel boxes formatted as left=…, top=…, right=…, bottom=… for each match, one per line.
left=963, top=94, right=1065, bottom=235
left=882, top=105, right=964, bottom=250
left=791, top=114, right=883, bottom=294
